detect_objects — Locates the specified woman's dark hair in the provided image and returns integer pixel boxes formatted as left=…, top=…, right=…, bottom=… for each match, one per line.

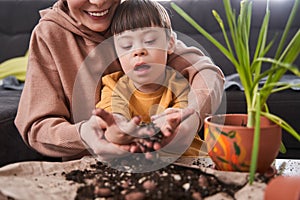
left=111, top=0, right=172, bottom=38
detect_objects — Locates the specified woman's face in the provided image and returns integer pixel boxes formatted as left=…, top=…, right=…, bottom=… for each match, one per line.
left=67, top=0, right=121, bottom=32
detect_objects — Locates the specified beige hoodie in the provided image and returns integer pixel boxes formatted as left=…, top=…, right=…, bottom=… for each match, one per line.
left=15, top=0, right=224, bottom=160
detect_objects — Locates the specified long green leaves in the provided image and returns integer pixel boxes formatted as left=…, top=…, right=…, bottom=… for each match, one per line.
left=170, top=3, right=238, bottom=67
left=171, top=0, right=300, bottom=185
left=262, top=112, right=300, bottom=142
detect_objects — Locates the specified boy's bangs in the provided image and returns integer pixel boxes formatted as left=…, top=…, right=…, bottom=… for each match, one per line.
left=111, top=0, right=171, bottom=35
left=117, top=12, right=159, bottom=34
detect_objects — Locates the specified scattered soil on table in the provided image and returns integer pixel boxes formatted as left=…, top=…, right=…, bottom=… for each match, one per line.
left=63, top=156, right=276, bottom=200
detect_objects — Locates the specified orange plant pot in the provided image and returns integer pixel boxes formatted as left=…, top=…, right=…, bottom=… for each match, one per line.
left=204, top=114, right=282, bottom=173
left=264, top=176, right=300, bottom=200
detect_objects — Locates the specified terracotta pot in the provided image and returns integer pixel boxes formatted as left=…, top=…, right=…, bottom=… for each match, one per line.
left=204, top=114, right=282, bottom=173
left=264, top=176, right=300, bottom=200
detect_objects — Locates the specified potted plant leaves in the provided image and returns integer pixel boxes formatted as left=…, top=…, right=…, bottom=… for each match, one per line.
left=171, top=0, right=300, bottom=183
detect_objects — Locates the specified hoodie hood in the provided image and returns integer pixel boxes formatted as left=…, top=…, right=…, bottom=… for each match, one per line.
left=39, top=0, right=110, bottom=44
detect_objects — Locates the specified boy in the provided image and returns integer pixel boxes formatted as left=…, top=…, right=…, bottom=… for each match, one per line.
left=96, top=0, right=203, bottom=157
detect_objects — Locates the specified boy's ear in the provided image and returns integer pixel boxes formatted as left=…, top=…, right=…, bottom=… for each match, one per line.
left=167, top=34, right=175, bottom=55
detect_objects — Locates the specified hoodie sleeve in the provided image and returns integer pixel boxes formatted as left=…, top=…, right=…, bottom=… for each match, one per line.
left=167, top=38, right=225, bottom=127
left=14, top=21, right=89, bottom=159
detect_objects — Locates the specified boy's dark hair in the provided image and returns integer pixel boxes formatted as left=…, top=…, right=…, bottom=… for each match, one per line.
left=111, top=0, right=172, bottom=38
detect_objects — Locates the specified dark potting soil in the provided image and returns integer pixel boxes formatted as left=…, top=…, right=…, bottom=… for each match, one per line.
left=63, top=156, right=275, bottom=200
left=63, top=123, right=275, bottom=200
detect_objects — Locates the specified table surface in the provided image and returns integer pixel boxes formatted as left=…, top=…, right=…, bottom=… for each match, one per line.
left=177, top=157, right=300, bottom=176
left=274, top=159, right=300, bottom=176
left=0, top=156, right=298, bottom=200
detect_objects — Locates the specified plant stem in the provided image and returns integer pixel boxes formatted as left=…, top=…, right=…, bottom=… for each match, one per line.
left=249, top=93, right=261, bottom=184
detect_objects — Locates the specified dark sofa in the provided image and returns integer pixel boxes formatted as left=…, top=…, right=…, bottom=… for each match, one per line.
left=0, top=0, right=299, bottom=167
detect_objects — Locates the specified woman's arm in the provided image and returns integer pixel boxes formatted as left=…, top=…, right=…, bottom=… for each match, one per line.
left=15, top=24, right=88, bottom=159
left=167, top=37, right=225, bottom=127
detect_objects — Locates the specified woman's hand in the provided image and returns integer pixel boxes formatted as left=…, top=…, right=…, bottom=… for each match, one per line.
left=79, top=108, right=158, bottom=161
left=79, top=109, right=140, bottom=161
left=99, top=111, right=140, bottom=145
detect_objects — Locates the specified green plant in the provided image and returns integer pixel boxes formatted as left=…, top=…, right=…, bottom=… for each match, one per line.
left=171, top=0, right=300, bottom=183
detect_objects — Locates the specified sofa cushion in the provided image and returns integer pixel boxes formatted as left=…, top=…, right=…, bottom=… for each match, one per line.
left=0, top=0, right=55, bottom=63
left=0, top=87, right=62, bottom=167
left=0, top=88, right=21, bottom=122
left=0, top=88, right=40, bottom=166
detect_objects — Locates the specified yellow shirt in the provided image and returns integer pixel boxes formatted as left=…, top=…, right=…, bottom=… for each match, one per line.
left=97, top=67, right=189, bottom=122
left=96, top=67, right=203, bottom=157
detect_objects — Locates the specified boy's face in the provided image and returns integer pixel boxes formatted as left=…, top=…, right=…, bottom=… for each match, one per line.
left=114, top=27, right=174, bottom=89
left=67, top=0, right=120, bottom=33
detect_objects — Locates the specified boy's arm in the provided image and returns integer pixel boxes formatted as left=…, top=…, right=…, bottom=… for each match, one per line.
left=97, top=73, right=144, bottom=145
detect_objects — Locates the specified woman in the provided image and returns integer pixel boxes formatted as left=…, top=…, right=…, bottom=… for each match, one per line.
left=15, top=0, right=224, bottom=162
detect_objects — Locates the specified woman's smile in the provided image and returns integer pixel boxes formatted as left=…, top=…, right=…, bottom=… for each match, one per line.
left=84, top=8, right=110, bottom=22
left=67, top=0, right=120, bottom=32
left=86, top=9, right=109, bottom=17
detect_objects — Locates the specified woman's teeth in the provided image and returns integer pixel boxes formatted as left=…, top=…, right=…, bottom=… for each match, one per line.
left=88, top=10, right=109, bottom=17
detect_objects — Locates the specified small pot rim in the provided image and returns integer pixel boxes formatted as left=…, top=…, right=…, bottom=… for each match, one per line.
left=204, top=113, right=280, bottom=130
